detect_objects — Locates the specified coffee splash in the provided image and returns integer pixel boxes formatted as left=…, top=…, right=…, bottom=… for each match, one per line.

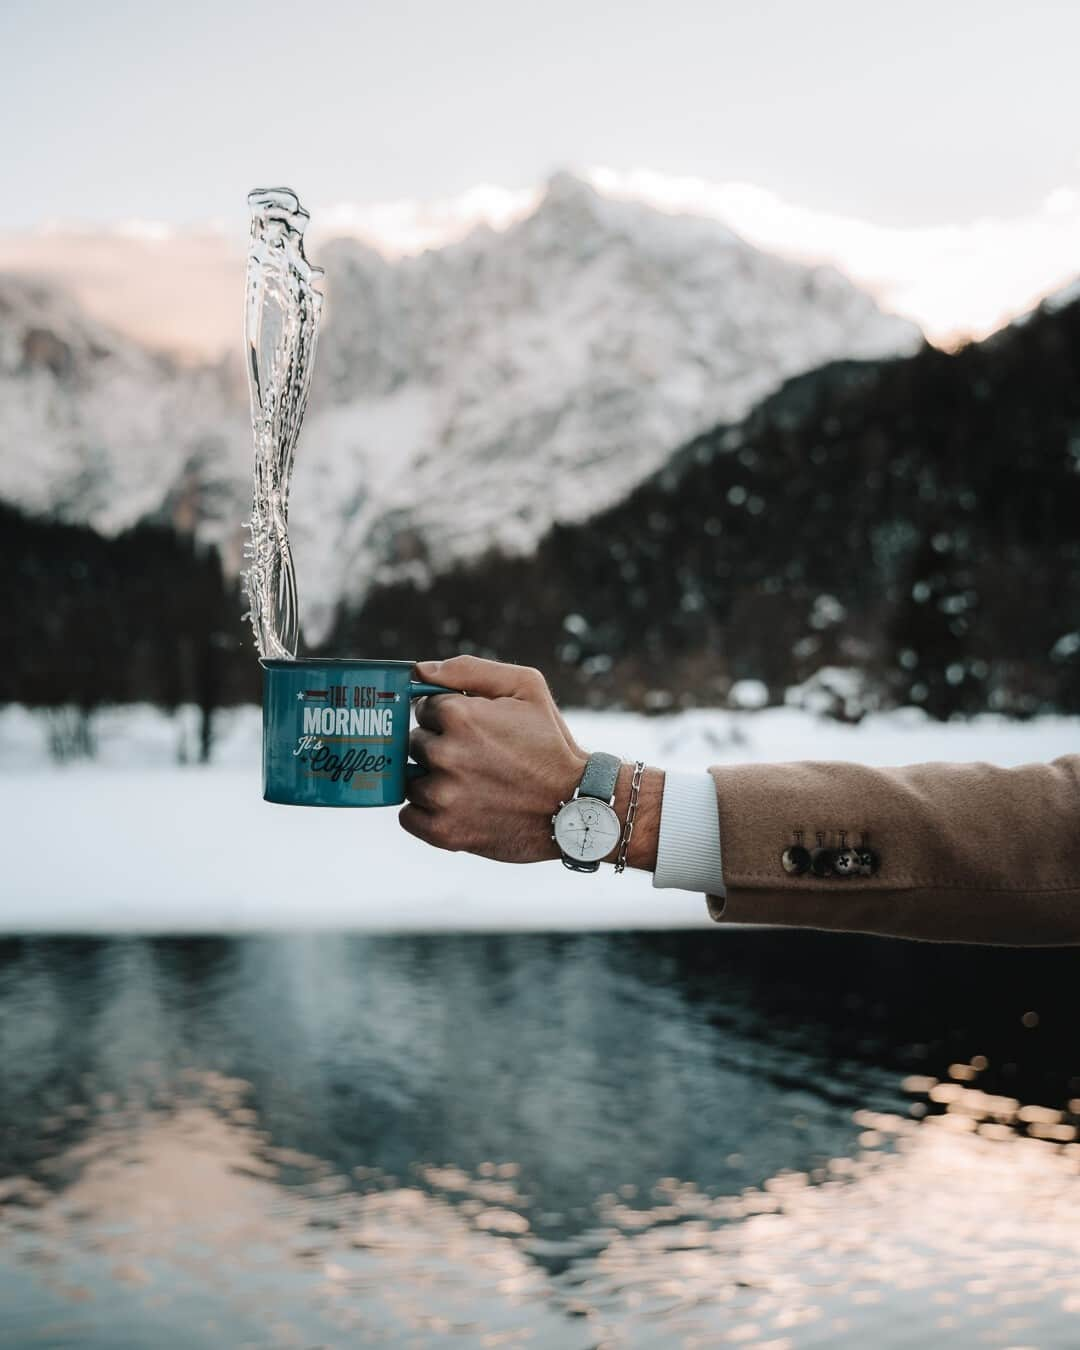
left=242, top=187, right=324, bottom=660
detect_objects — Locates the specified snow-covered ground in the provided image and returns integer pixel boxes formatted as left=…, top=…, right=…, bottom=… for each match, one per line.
left=2, top=703, right=1076, bottom=934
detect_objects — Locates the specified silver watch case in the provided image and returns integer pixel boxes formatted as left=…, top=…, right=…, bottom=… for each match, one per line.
left=551, top=794, right=621, bottom=873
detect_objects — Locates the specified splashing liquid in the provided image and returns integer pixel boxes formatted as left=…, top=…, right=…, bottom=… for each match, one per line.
left=243, top=187, right=324, bottom=660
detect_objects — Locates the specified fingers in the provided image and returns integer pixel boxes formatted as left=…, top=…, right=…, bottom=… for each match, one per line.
left=403, top=769, right=437, bottom=810
left=399, top=791, right=460, bottom=851
left=406, top=728, right=455, bottom=811
left=414, top=692, right=469, bottom=733
left=398, top=802, right=451, bottom=850
left=415, top=656, right=549, bottom=702
left=409, top=725, right=448, bottom=769
left=414, top=654, right=581, bottom=753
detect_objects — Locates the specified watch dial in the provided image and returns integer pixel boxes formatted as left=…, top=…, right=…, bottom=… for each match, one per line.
left=554, top=799, right=621, bottom=862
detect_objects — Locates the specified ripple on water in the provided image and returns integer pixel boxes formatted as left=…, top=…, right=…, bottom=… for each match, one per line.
left=3, top=931, right=1080, bottom=1347
left=3, top=1067, right=1080, bottom=1347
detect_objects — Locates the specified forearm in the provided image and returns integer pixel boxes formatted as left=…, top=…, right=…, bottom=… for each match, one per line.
left=707, top=754, right=1080, bottom=946
left=611, top=753, right=1080, bottom=947
left=400, top=653, right=1080, bottom=948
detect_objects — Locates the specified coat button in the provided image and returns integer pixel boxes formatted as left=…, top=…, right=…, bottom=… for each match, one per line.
left=832, top=848, right=860, bottom=878
left=781, top=844, right=811, bottom=875
left=856, top=847, right=880, bottom=877
left=810, top=846, right=835, bottom=877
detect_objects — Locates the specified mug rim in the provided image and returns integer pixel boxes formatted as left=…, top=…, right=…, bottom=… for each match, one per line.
left=260, top=657, right=418, bottom=670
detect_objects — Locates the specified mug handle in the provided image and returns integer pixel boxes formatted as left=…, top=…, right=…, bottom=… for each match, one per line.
left=409, top=681, right=457, bottom=699
left=406, top=681, right=458, bottom=779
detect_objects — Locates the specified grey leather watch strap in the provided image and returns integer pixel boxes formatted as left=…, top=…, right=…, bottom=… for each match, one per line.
left=578, top=751, right=621, bottom=803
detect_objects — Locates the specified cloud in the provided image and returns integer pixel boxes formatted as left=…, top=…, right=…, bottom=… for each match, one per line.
left=310, top=167, right=1080, bottom=345
left=3, top=169, right=1077, bottom=353
left=315, top=183, right=539, bottom=259
left=584, top=167, right=1080, bottom=345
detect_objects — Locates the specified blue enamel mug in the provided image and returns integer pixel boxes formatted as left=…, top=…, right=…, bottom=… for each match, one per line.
left=261, top=658, right=454, bottom=807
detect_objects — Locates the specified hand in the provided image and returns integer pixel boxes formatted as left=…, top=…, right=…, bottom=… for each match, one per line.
left=400, top=655, right=589, bottom=863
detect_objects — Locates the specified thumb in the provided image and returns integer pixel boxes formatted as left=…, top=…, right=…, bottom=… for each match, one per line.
left=416, top=654, right=547, bottom=700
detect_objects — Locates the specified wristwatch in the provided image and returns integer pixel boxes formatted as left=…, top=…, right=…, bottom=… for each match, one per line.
left=552, top=752, right=623, bottom=872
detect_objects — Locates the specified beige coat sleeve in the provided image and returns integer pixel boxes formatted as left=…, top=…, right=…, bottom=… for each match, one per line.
left=705, top=753, right=1080, bottom=945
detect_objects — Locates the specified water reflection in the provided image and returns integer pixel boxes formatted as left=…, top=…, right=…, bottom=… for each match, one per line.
left=1, top=932, right=1080, bottom=1346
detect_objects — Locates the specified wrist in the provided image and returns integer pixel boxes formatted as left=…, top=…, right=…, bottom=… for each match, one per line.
left=612, top=762, right=663, bottom=871
left=541, top=750, right=589, bottom=862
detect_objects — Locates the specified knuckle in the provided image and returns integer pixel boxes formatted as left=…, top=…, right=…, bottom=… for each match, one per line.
left=441, top=654, right=480, bottom=681
left=411, top=727, right=440, bottom=763
left=420, top=736, right=448, bottom=769
left=398, top=804, right=426, bottom=839
left=439, top=694, right=470, bottom=729
left=426, top=814, right=458, bottom=851
left=425, top=779, right=452, bottom=811
left=404, top=776, right=432, bottom=808
left=400, top=802, right=457, bottom=850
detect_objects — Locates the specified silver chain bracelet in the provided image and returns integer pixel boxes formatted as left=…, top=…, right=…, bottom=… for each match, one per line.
left=614, top=760, right=645, bottom=873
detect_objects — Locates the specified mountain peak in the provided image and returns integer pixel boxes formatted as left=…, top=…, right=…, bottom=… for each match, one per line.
left=541, top=169, right=601, bottom=209
left=530, top=171, right=613, bottom=235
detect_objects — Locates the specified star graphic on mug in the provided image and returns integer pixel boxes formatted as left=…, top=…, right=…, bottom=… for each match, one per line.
left=394, top=693, right=401, bottom=703
left=296, top=692, right=305, bottom=701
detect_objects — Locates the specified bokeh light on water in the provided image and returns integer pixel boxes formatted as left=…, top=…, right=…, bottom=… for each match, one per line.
left=2, top=932, right=1080, bottom=1347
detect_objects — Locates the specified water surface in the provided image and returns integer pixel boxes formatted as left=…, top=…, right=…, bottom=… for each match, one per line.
left=2, top=931, right=1080, bottom=1347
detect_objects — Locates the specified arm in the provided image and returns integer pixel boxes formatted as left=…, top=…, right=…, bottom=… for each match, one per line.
left=706, top=755, right=1080, bottom=946
left=398, top=655, right=1080, bottom=946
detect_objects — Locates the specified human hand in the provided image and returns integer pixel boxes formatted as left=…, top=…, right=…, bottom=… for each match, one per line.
left=399, top=655, right=589, bottom=863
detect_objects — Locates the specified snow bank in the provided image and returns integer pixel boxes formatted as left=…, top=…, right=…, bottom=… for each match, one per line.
left=1, top=703, right=1076, bottom=934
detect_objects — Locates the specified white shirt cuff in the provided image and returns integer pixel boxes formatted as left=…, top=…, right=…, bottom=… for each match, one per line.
left=652, top=770, right=726, bottom=897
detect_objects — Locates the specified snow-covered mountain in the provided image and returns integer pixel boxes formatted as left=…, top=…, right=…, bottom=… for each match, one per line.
left=293, top=173, right=920, bottom=632
left=0, top=173, right=922, bottom=639
left=0, top=273, right=246, bottom=553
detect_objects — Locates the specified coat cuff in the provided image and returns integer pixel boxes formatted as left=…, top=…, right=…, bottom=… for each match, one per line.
left=652, top=771, right=726, bottom=898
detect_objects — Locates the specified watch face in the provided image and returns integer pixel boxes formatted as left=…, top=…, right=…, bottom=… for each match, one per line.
left=554, top=798, right=621, bottom=863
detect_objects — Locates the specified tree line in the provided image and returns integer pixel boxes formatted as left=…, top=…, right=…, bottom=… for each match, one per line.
left=2, top=503, right=258, bottom=759
left=329, top=296, right=1080, bottom=721
left=5, top=294, right=1080, bottom=759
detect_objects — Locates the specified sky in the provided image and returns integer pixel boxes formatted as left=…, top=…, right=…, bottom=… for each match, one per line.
left=3, top=0, right=1079, bottom=346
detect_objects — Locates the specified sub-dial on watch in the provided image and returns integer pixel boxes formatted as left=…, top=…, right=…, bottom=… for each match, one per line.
left=551, top=751, right=623, bottom=873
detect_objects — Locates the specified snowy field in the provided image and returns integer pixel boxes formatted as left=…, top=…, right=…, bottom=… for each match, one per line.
left=2, top=702, right=1077, bottom=933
